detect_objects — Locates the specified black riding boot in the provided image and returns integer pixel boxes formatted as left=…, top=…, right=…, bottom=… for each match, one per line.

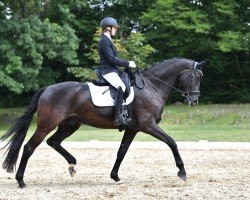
left=114, top=87, right=131, bottom=126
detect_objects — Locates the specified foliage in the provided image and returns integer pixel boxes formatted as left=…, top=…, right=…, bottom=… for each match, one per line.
left=116, top=32, right=155, bottom=68
left=0, top=15, right=79, bottom=94
left=0, top=0, right=249, bottom=106
left=140, top=0, right=249, bottom=103
left=140, top=0, right=212, bottom=59
left=218, top=31, right=248, bottom=52
left=67, top=67, right=96, bottom=82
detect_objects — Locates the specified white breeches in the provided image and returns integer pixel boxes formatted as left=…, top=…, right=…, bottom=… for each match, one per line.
left=103, top=72, right=126, bottom=92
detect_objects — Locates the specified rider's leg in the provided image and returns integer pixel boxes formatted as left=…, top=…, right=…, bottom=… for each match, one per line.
left=103, top=73, right=131, bottom=126
left=103, top=72, right=126, bottom=92
left=114, top=87, right=131, bottom=125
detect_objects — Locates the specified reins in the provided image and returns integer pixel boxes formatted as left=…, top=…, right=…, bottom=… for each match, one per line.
left=143, top=71, right=189, bottom=97
left=136, top=62, right=202, bottom=98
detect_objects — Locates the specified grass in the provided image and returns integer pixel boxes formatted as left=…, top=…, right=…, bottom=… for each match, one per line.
left=0, top=104, right=249, bottom=142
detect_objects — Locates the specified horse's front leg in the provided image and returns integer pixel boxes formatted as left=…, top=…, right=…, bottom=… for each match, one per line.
left=110, top=130, right=137, bottom=183
left=143, top=123, right=186, bottom=181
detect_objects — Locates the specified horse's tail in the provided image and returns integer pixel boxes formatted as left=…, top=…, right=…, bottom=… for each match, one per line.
left=0, top=87, right=46, bottom=173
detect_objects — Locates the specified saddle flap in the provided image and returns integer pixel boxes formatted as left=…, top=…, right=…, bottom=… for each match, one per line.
left=87, top=82, right=134, bottom=107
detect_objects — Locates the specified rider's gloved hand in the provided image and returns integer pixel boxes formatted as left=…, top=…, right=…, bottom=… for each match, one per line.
left=129, top=61, right=137, bottom=68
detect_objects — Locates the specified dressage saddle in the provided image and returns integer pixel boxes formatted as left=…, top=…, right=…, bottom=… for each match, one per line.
left=92, top=70, right=133, bottom=100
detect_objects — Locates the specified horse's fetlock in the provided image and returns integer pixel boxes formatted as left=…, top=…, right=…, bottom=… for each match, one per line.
left=69, top=158, right=77, bottom=165
left=15, top=174, right=23, bottom=182
left=110, top=171, right=117, bottom=178
left=177, top=162, right=184, bottom=170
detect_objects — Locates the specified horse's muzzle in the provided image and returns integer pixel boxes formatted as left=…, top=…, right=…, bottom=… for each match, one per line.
left=185, top=97, right=199, bottom=107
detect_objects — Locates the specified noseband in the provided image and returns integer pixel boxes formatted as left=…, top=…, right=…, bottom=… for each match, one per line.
left=143, top=62, right=203, bottom=98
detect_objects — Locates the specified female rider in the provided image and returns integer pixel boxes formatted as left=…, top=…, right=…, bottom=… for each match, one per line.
left=98, top=17, right=136, bottom=126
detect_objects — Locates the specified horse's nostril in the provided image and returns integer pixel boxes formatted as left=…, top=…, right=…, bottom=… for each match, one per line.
left=194, top=100, right=198, bottom=105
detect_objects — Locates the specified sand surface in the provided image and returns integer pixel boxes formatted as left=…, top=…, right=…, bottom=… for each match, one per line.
left=0, top=141, right=249, bottom=200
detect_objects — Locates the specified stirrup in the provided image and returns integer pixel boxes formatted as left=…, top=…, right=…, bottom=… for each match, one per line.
left=114, top=115, right=131, bottom=126
left=124, top=117, right=131, bottom=123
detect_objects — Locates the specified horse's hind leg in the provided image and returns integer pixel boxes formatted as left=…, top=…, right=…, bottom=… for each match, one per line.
left=46, top=119, right=81, bottom=177
left=15, top=128, right=54, bottom=188
left=15, top=107, right=66, bottom=188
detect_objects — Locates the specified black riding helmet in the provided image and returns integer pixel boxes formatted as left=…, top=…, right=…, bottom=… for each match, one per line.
left=100, top=17, right=119, bottom=30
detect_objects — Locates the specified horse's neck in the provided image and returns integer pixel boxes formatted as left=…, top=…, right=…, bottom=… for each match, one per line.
left=149, top=61, right=186, bottom=83
left=143, top=61, right=187, bottom=99
left=146, top=62, right=185, bottom=88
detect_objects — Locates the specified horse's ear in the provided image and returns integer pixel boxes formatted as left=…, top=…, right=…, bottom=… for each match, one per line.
left=197, top=59, right=209, bottom=70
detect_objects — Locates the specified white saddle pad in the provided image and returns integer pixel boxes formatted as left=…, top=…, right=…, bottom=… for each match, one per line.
left=87, top=82, right=134, bottom=107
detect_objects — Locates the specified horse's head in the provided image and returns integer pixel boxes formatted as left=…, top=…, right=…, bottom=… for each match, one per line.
left=178, top=60, right=209, bottom=107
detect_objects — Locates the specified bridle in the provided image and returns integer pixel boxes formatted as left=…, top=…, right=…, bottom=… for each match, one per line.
left=178, top=62, right=203, bottom=97
left=142, top=62, right=203, bottom=98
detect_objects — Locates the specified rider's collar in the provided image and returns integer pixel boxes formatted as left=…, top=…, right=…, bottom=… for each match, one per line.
left=103, top=32, right=112, bottom=41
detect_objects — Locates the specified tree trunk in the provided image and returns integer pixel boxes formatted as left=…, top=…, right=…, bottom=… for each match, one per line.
left=233, top=52, right=246, bottom=88
left=19, top=0, right=27, bottom=18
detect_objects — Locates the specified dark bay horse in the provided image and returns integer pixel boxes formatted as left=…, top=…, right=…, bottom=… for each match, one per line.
left=0, top=58, right=208, bottom=188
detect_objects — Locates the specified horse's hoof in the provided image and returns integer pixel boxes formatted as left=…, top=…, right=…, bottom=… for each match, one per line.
left=68, top=164, right=76, bottom=177
left=178, top=171, right=187, bottom=182
left=110, top=173, right=120, bottom=182
left=18, top=180, right=26, bottom=189
left=116, top=180, right=124, bottom=185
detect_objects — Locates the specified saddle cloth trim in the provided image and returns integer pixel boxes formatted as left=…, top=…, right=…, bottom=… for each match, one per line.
left=87, top=82, right=134, bottom=107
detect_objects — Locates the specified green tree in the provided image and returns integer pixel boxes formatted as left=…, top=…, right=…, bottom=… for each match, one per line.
left=140, top=0, right=249, bottom=103
left=95, top=0, right=156, bottom=36
left=1, top=0, right=249, bottom=105
left=45, top=0, right=101, bottom=69
left=201, top=0, right=250, bottom=103
left=0, top=16, right=79, bottom=94
left=116, top=32, right=155, bottom=68
left=141, top=0, right=211, bottom=59
left=1, top=0, right=46, bottom=18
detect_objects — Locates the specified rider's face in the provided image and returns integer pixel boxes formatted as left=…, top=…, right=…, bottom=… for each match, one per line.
left=111, top=26, right=118, bottom=36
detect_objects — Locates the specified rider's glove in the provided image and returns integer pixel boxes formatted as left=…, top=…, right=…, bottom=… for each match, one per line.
left=129, top=61, right=137, bottom=68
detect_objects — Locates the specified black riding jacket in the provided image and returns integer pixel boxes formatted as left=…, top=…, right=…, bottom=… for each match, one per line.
left=98, top=34, right=129, bottom=75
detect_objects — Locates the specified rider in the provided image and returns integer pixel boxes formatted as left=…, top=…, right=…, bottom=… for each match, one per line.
left=98, top=16, right=136, bottom=126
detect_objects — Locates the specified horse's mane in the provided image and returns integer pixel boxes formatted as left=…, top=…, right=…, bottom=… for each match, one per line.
left=145, top=57, right=186, bottom=74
